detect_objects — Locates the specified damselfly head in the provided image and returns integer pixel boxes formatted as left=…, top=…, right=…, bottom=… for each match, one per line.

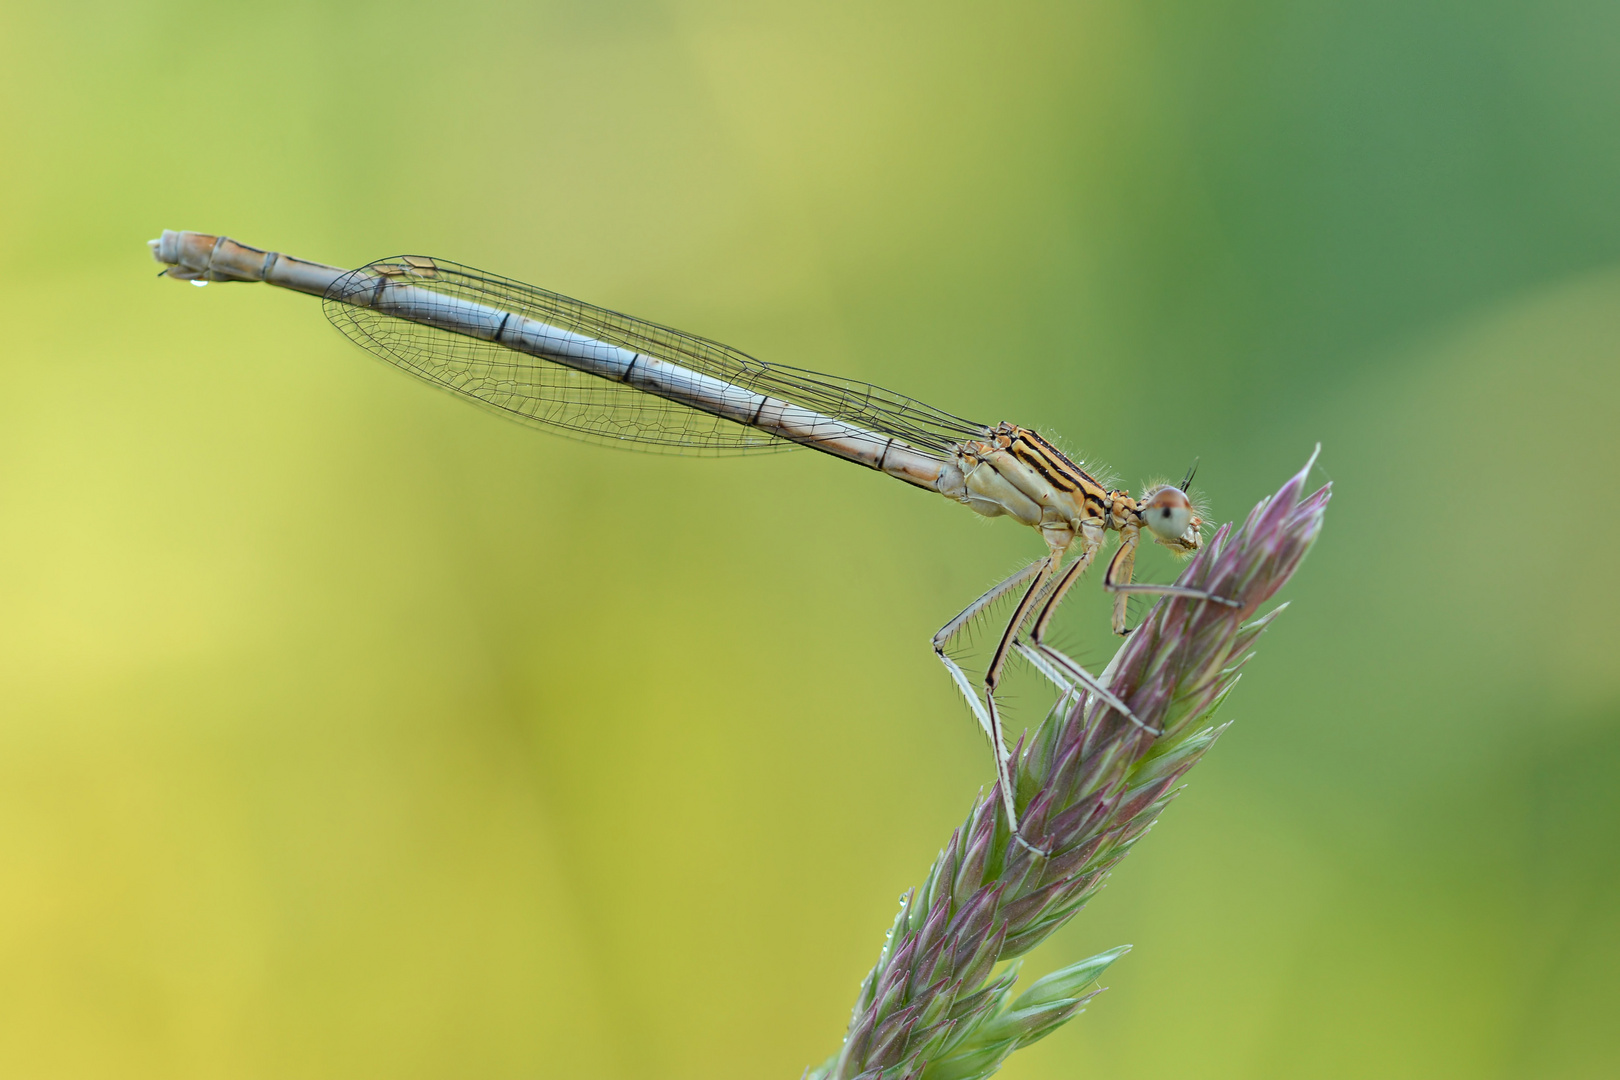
left=1139, top=485, right=1202, bottom=552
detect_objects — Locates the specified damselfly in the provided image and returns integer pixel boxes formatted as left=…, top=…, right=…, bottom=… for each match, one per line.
left=149, top=230, right=1240, bottom=849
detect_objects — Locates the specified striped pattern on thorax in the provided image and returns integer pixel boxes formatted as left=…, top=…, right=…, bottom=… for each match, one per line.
left=992, top=423, right=1112, bottom=512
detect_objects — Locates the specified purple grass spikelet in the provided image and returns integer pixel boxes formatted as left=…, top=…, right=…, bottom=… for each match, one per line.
left=806, top=451, right=1329, bottom=1080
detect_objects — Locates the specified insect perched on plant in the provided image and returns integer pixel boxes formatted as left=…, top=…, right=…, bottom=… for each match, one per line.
left=150, top=229, right=1242, bottom=850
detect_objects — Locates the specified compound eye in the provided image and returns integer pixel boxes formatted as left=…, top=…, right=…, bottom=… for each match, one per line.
left=1142, top=487, right=1193, bottom=540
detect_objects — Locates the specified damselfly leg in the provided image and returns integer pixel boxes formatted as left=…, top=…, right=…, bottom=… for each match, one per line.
left=1104, top=524, right=1243, bottom=636
left=936, top=520, right=1244, bottom=849
left=931, top=559, right=1045, bottom=838
left=1023, top=526, right=1241, bottom=727
left=1014, top=526, right=1152, bottom=734
left=933, top=538, right=1127, bottom=853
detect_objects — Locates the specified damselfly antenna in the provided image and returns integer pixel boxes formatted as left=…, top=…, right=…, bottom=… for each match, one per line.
left=1180, top=457, right=1199, bottom=493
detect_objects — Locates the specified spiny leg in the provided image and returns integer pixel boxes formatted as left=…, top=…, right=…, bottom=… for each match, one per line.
left=1017, top=529, right=1162, bottom=736
left=1104, top=523, right=1242, bottom=636
left=982, top=551, right=1059, bottom=700
left=1026, top=530, right=1100, bottom=645
left=1018, top=642, right=1158, bottom=735
left=1014, top=642, right=1094, bottom=714
left=1107, top=582, right=1246, bottom=612
left=932, top=559, right=1046, bottom=839
left=1105, top=528, right=1140, bottom=636
left=933, top=554, right=1057, bottom=851
left=932, top=559, right=1044, bottom=752
left=979, top=552, right=1061, bottom=852
left=932, top=561, right=1045, bottom=669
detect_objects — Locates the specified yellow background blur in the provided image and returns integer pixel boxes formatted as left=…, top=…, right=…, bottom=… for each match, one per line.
left=2, top=2, right=1617, bottom=1077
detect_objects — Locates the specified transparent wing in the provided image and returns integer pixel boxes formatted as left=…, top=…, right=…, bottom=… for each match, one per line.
left=321, top=256, right=989, bottom=457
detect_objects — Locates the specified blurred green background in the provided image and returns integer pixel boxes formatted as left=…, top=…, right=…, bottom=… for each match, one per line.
left=1, top=1, right=1617, bottom=1076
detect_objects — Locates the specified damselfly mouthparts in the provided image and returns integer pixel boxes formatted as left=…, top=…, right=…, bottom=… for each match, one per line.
left=149, top=230, right=1241, bottom=850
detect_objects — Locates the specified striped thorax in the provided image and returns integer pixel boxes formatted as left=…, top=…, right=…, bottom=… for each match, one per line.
left=936, top=422, right=1202, bottom=557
